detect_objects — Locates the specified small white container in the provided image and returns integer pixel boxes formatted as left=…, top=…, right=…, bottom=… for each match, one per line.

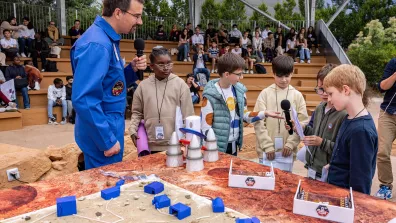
left=186, top=155, right=204, bottom=172
left=203, top=149, right=219, bottom=162
left=166, top=151, right=183, bottom=167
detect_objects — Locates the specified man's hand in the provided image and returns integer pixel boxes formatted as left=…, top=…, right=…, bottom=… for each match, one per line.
left=303, top=135, right=323, bottom=146
left=104, top=141, right=120, bottom=157
left=282, top=146, right=292, bottom=157
left=264, top=110, right=284, bottom=119
left=285, top=120, right=302, bottom=132
left=56, top=99, right=62, bottom=105
left=266, top=151, right=275, bottom=161
left=15, top=76, right=22, bottom=79
left=131, top=54, right=147, bottom=72
left=131, top=134, right=140, bottom=147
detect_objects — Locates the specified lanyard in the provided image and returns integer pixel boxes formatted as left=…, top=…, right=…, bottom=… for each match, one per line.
left=155, top=77, right=169, bottom=123
left=275, top=85, right=289, bottom=134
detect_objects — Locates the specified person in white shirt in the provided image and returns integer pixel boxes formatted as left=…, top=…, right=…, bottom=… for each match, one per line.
left=48, top=78, right=67, bottom=125
left=286, top=36, right=298, bottom=62
left=0, top=49, right=5, bottom=66
left=191, top=27, right=204, bottom=52
left=231, top=44, right=242, bottom=56
left=229, top=24, right=242, bottom=44
left=252, top=30, right=264, bottom=62
left=261, top=24, right=271, bottom=39
left=1, top=29, right=18, bottom=58
left=18, top=17, right=35, bottom=58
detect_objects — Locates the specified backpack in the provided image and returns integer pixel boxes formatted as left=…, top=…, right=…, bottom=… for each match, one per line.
left=45, top=61, right=58, bottom=72
left=196, top=73, right=207, bottom=86
left=254, top=64, right=267, bottom=74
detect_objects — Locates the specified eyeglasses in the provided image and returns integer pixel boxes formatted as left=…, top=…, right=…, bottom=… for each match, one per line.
left=154, top=63, right=173, bottom=70
left=121, top=10, right=142, bottom=20
left=315, top=86, right=325, bottom=95
left=232, top=72, right=243, bottom=76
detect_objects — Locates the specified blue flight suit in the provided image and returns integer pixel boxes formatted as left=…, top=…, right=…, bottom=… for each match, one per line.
left=71, top=16, right=127, bottom=169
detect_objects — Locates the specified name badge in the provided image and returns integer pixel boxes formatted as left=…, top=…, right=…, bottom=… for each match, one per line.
left=274, top=136, right=284, bottom=150
left=155, top=124, right=165, bottom=140
left=308, top=167, right=317, bottom=180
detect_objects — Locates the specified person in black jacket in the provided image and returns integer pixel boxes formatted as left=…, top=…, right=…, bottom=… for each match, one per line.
left=65, top=75, right=74, bottom=123
left=186, top=73, right=200, bottom=104
left=5, top=56, right=30, bottom=109
left=69, top=20, right=84, bottom=45
left=192, top=44, right=210, bottom=85
left=154, top=25, right=167, bottom=41
left=29, top=32, right=49, bottom=71
left=307, top=26, right=320, bottom=54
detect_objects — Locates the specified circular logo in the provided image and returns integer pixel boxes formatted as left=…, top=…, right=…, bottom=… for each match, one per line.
left=112, top=80, right=124, bottom=96
left=316, top=205, right=329, bottom=217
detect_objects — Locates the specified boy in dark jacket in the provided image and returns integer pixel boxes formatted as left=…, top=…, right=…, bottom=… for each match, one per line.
left=65, top=75, right=74, bottom=123
left=324, top=64, right=378, bottom=195
left=29, top=32, right=50, bottom=71
left=192, top=44, right=210, bottom=85
left=5, top=56, right=30, bottom=109
left=69, top=20, right=84, bottom=45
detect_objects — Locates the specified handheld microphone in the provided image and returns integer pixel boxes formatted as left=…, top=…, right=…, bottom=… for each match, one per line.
left=281, top=99, right=294, bottom=135
left=134, top=38, right=145, bottom=81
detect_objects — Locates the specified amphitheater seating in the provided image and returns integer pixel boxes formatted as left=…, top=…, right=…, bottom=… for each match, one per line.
left=0, top=38, right=326, bottom=131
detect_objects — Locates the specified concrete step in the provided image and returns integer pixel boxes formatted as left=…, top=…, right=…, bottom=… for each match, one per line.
left=304, top=93, right=322, bottom=101
left=300, top=80, right=317, bottom=87
left=19, top=106, right=63, bottom=126
left=0, top=111, right=22, bottom=131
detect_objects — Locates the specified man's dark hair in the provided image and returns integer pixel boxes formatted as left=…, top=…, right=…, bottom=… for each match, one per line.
left=149, top=47, right=169, bottom=63
left=272, top=55, right=294, bottom=77
left=3, top=29, right=10, bottom=35
left=317, top=63, right=338, bottom=82
left=66, top=76, right=74, bottom=81
left=268, top=32, right=273, bottom=36
left=7, top=16, right=15, bottom=23
left=13, top=56, right=20, bottom=61
left=187, top=22, right=191, bottom=26
left=265, top=24, right=270, bottom=28
left=48, top=21, right=54, bottom=25
left=23, top=17, right=30, bottom=22
left=218, top=52, right=245, bottom=77
left=53, top=78, right=63, bottom=85
left=157, top=25, right=163, bottom=29
left=232, top=24, right=237, bottom=28
left=186, top=73, right=194, bottom=80
left=222, top=43, right=229, bottom=48
left=102, top=0, right=144, bottom=17
left=74, top=20, right=80, bottom=24
left=23, top=60, right=32, bottom=65
left=208, top=22, right=213, bottom=26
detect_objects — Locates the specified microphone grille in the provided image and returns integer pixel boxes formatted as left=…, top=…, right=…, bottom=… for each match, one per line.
left=280, top=99, right=291, bottom=110
left=134, top=38, right=145, bottom=50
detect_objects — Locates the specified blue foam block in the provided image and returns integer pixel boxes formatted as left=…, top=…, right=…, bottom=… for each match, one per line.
left=56, top=196, right=77, bottom=217
left=235, top=217, right=260, bottom=223
left=169, top=203, right=191, bottom=220
left=144, top=181, right=164, bottom=195
left=101, top=186, right=120, bottom=200
left=116, top=179, right=125, bottom=187
left=152, top=194, right=171, bottom=209
left=212, top=197, right=225, bottom=213
left=251, top=217, right=260, bottom=223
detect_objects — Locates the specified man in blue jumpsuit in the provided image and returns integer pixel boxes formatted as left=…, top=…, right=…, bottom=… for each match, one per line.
left=71, top=0, right=147, bottom=169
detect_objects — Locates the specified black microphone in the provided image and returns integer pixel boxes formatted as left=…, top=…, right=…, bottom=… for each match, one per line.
left=134, top=38, right=145, bottom=81
left=281, top=99, right=294, bottom=135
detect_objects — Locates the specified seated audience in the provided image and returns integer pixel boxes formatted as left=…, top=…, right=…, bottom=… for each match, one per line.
left=18, top=17, right=35, bottom=58
left=244, top=45, right=255, bottom=74
left=307, top=26, right=320, bottom=54
left=219, top=43, right=230, bottom=56
left=45, top=21, right=64, bottom=46
left=178, top=28, right=191, bottom=62
left=205, top=23, right=218, bottom=49
left=65, top=76, right=74, bottom=123
left=229, top=24, right=242, bottom=44
left=69, top=20, right=84, bottom=45
left=240, top=31, right=251, bottom=51
left=274, top=27, right=284, bottom=56
left=30, top=32, right=49, bottom=71
left=286, top=35, right=298, bottom=62
left=252, top=31, right=264, bottom=62
left=246, top=29, right=253, bottom=41
left=24, top=60, right=42, bottom=90
left=261, top=24, right=271, bottom=39
left=0, top=49, right=5, bottom=66
left=218, top=24, right=229, bottom=43
left=0, top=70, right=17, bottom=109
left=297, top=33, right=311, bottom=63
left=191, top=27, right=204, bottom=52
left=154, top=25, right=167, bottom=41
left=231, top=44, right=242, bottom=57
left=47, top=78, right=67, bottom=125
left=186, top=73, right=200, bottom=104
left=193, top=44, right=210, bottom=85
left=169, top=24, right=180, bottom=42
left=285, top=27, right=297, bottom=43
left=208, top=41, right=219, bottom=73
left=0, top=16, right=24, bottom=39
left=1, top=29, right=18, bottom=58
left=263, top=32, right=275, bottom=62
left=185, top=22, right=194, bottom=38
left=5, top=56, right=30, bottom=109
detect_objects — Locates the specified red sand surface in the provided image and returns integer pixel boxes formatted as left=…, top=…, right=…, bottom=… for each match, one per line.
left=1, top=153, right=395, bottom=222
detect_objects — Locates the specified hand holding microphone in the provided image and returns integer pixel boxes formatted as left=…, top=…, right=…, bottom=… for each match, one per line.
left=133, top=38, right=147, bottom=80
left=281, top=99, right=294, bottom=135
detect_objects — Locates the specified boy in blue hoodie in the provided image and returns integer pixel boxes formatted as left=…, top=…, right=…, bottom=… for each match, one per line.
left=324, top=64, right=378, bottom=195
left=201, top=53, right=283, bottom=155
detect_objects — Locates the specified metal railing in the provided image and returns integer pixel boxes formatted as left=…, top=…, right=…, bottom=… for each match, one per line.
left=65, top=7, right=101, bottom=33
left=317, top=19, right=351, bottom=64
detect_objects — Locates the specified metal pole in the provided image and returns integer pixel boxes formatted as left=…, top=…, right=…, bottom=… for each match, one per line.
left=75, top=9, right=78, bottom=20
left=237, top=0, right=290, bottom=30
left=326, top=0, right=350, bottom=27
left=56, top=0, right=66, bottom=35
left=49, top=7, right=51, bottom=22
left=310, top=0, right=316, bottom=27
left=304, top=0, right=310, bottom=28
left=13, top=3, right=16, bottom=18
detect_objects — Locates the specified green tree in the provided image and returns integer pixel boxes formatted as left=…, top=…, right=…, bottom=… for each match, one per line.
left=298, top=0, right=305, bottom=17
left=316, top=0, right=325, bottom=8
left=219, top=0, right=246, bottom=21
left=274, top=0, right=304, bottom=21
left=66, top=0, right=96, bottom=8
left=200, top=0, right=221, bottom=20
left=249, top=2, right=269, bottom=23
left=171, top=0, right=189, bottom=23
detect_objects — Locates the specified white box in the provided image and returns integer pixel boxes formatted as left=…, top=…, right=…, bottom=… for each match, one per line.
left=228, top=160, right=275, bottom=190
left=293, top=180, right=355, bottom=223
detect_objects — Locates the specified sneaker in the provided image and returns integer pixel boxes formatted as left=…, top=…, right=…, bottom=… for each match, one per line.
left=183, top=59, right=187, bottom=62
left=316, top=49, right=320, bottom=54
left=375, top=186, right=393, bottom=200
left=8, top=102, right=17, bottom=109
left=28, top=53, right=31, bottom=57
left=21, top=53, right=27, bottom=58
left=60, top=117, right=67, bottom=125
left=294, top=61, right=298, bottom=64
left=309, top=49, right=312, bottom=54
left=41, top=69, right=45, bottom=72
left=214, top=69, right=218, bottom=73
left=250, top=70, right=254, bottom=74
left=17, top=53, right=22, bottom=57
left=307, top=60, right=311, bottom=64
left=25, top=107, right=30, bottom=110
left=300, top=60, right=305, bottom=63
left=48, top=117, right=58, bottom=125
left=187, top=57, right=191, bottom=62
left=211, top=69, right=215, bottom=73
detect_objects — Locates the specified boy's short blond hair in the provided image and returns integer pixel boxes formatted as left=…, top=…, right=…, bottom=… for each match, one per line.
left=218, top=53, right=246, bottom=77
left=323, top=64, right=366, bottom=97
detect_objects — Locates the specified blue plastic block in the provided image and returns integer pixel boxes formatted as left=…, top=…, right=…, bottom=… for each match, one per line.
left=101, top=186, right=120, bottom=200
left=144, top=181, right=164, bottom=195
left=116, top=179, right=125, bottom=187
left=152, top=194, right=171, bottom=209
left=169, top=203, right=191, bottom=220
left=56, top=196, right=77, bottom=217
left=235, top=217, right=260, bottom=223
left=212, top=197, right=225, bottom=213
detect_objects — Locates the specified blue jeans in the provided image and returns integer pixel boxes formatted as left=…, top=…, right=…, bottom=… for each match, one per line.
left=192, top=95, right=199, bottom=104
left=299, top=48, right=311, bottom=60
left=254, top=50, right=264, bottom=62
left=15, top=87, right=30, bottom=109
left=48, top=99, right=67, bottom=119
left=193, top=68, right=210, bottom=83
left=178, top=43, right=190, bottom=61
left=18, top=38, right=32, bottom=55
